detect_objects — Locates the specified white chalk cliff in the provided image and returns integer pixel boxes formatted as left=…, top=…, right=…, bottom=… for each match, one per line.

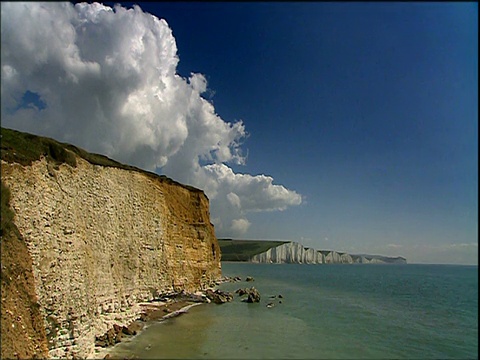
left=250, top=242, right=406, bottom=265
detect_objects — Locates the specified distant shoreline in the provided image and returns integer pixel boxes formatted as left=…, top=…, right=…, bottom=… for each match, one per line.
left=218, top=239, right=406, bottom=265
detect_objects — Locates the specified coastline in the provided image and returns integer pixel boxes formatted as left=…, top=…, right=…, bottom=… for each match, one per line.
left=92, top=300, right=205, bottom=359
left=91, top=275, right=249, bottom=359
left=84, top=264, right=477, bottom=360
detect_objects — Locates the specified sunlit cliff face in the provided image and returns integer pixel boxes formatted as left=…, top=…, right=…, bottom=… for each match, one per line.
left=1, top=155, right=221, bottom=358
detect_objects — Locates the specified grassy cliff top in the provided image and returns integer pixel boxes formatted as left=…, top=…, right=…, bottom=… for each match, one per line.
left=0, top=127, right=203, bottom=194
left=218, top=239, right=288, bottom=261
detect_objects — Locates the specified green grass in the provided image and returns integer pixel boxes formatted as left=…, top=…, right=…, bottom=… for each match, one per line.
left=1, top=127, right=76, bottom=167
left=0, top=127, right=201, bottom=193
left=218, top=239, right=288, bottom=261
left=1, top=181, right=15, bottom=238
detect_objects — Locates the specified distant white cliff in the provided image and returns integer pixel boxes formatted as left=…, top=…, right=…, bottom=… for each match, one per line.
left=250, top=242, right=406, bottom=265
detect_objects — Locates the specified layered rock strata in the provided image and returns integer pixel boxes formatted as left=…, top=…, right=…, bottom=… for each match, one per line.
left=1, top=156, right=221, bottom=358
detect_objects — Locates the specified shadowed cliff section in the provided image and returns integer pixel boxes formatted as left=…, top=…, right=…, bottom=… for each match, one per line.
left=1, top=127, right=221, bottom=358
left=1, top=182, right=49, bottom=359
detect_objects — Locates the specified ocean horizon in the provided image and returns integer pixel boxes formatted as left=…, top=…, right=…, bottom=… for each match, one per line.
left=106, top=262, right=478, bottom=359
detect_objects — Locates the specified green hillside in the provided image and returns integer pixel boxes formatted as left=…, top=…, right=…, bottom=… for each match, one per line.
left=218, top=239, right=288, bottom=262
left=0, top=127, right=201, bottom=193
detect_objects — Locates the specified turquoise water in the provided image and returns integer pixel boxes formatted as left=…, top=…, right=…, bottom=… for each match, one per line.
left=107, top=263, right=478, bottom=359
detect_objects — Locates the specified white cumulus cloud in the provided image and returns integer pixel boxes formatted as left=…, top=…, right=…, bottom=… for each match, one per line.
left=230, top=218, right=252, bottom=236
left=0, top=2, right=302, bottom=236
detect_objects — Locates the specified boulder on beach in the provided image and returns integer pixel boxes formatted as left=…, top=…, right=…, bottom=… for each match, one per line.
left=95, top=326, right=122, bottom=347
left=205, top=289, right=233, bottom=304
left=126, top=321, right=143, bottom=335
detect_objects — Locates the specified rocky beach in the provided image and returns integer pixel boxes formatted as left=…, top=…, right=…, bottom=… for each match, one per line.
left=95, top=275, right=261, bottom=359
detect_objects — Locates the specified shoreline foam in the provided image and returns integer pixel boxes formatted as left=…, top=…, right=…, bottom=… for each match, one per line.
left=93, top=301, right=204, bottom=359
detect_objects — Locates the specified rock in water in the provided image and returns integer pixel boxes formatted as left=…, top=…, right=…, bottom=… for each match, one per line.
left=205, top=289, right=233, bottom=304
left=241, top=287, right=261, bottom=303
left=235, top=288, right=248, bottom=296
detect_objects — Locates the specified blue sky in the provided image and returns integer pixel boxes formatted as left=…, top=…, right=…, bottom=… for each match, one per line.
left=1, top=2, right=477, bottom=264
left=117, top=2, right=478, bottom=264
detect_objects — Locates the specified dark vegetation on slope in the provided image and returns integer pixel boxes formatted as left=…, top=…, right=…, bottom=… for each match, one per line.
left=0, top=127, right=202, bottom=193
left=218, top=239, right=288, bottom=261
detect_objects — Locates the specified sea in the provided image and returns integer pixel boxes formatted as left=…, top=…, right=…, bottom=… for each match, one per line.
left=106, top=263, right=478, bottom=359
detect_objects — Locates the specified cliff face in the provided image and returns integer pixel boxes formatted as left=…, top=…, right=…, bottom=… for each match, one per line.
left=1, top=155, right=221, bottom=358
left=251, top=242, right=324, bottom=264
left=1, top=182, right=50, bottom=359
left=250, top=242, right=406, bottom=265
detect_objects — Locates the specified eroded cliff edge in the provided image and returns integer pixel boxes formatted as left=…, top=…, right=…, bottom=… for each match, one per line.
left=1, top=128, right=222, bottom=358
